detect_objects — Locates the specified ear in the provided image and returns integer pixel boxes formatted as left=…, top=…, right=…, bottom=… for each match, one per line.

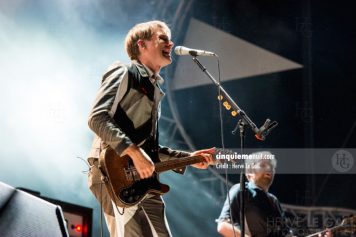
left=137, top=39, right=146, bottom=49
left=245, top=173, right=253, bottom=181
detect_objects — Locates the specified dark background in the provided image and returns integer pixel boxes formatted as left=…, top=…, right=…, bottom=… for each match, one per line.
left=171, top=0, right=356, bottom=208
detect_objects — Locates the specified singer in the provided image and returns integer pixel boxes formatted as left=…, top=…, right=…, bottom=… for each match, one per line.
left=87, top=20, right=215, bottom=237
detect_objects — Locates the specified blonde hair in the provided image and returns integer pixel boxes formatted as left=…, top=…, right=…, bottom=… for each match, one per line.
left=124, top=20, right=171, bottom=60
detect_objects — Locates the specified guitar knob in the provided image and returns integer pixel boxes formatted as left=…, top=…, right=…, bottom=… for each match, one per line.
left=130, top=188, right=136, bottom=195
left=134, top=195, right=140, bottom=201
left=122, top=190, right=129, bottom=197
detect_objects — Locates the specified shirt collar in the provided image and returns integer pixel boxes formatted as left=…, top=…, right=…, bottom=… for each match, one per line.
left=132, top=60, right=164, bottom=85
left=248, top=181, right=266, bottom=192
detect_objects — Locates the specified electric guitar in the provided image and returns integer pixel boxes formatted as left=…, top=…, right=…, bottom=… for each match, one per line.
left=243, top=216, right=355, bottom=237
left=305, top=216, right=356, bottom=237
left=99, top=146, right=213, bottom=208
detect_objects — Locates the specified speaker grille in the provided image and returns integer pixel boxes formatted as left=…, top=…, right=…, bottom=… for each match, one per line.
left=0, top=182, right=68, bottom=237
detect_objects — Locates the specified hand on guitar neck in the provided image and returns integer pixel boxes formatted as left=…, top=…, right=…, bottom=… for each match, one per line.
left=121, top=144, right=155, bottom=179
left=317, top=229, right=332, bottom=237
left=190, top=147, right=216, bottom=169
left=304, top=228, right=333, bottom=237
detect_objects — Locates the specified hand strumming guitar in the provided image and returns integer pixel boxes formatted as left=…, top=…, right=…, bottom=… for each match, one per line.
left=121, top=144, right=155, bottom=179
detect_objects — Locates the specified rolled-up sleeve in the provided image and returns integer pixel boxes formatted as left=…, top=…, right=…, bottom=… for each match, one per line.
left=88, top=64, right=133, bottom=155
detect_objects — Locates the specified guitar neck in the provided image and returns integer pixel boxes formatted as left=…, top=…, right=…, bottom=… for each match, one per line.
left=305, top=222, right=350, bottom=237
left=155, top=155, right=205, bottom=173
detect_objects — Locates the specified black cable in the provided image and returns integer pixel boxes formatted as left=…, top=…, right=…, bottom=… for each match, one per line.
left=100, top=183, right=103, bottom=237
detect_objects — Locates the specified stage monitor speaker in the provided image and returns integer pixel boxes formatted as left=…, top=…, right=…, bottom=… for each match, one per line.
left=0, top=181, right=69, bottom=237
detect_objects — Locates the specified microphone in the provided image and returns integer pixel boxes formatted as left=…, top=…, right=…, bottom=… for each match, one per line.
left=174, top=46, right=216, bottom=57
left=255, top=119, right=278, bottom=141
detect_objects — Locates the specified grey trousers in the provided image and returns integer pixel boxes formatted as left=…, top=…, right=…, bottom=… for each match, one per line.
left=88, top=159, right=172, bottom=237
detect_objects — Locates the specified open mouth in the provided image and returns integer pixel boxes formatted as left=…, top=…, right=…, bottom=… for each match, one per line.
left=162, top=50, right=171, bottom=58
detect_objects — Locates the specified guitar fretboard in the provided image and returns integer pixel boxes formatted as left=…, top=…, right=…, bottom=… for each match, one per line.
left=155, top=155, right=205, bottom=173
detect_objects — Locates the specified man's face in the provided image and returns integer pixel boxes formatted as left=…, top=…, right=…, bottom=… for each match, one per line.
left=247, top=160, right=275, bottom=190
left=139, top=27, right=174, bottom=71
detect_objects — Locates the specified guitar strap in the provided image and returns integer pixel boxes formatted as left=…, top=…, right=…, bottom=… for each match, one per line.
left=150, top=79, right=161, bottom=141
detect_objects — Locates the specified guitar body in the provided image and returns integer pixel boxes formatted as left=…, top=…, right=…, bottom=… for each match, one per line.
left=99, top=147, right=170, bottom=208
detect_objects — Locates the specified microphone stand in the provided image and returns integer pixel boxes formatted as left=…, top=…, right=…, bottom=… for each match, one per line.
left=190, top=56, right=278, bottom=237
